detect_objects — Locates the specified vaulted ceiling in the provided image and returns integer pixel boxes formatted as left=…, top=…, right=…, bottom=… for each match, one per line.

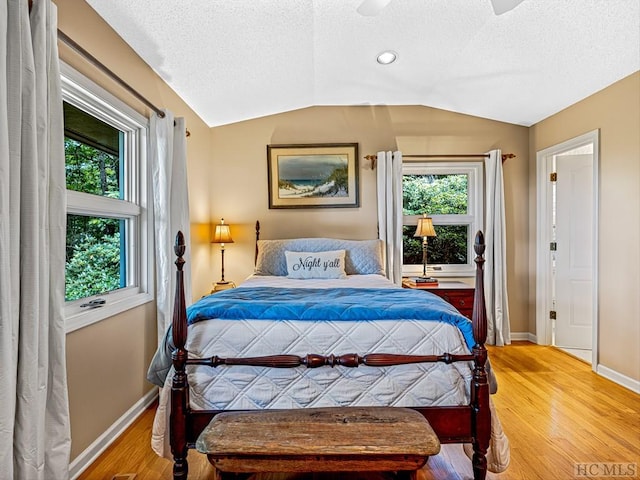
left=85, top=0, right=639, bottom=127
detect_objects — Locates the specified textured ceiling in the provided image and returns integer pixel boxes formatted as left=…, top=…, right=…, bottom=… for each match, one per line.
left=85, top=0, right=639, bottom=127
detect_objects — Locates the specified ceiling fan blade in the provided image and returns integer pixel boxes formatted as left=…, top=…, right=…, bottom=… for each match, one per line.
left=489, top=0, right=526, bottom=15
left=357, top=0, right=392, bottom=16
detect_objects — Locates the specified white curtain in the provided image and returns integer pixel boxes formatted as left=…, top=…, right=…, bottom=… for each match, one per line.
left=0, top=1, right=71, bottom=479
left=485, top=149, right=511, bottom=345
left=150, top=111, right=192, bottom=343
left=376, top=150, right=403, bottom=284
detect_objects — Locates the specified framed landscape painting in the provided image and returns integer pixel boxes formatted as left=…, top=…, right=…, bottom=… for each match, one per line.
left=267, top=143, right=359, bottom=209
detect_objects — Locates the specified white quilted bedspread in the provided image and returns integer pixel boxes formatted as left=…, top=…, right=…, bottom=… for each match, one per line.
left=187, top=317, right=473, bottom=410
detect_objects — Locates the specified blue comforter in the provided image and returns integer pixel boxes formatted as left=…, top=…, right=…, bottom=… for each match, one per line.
left=147, top=286, right=477, bottom=387
left=188, top=287, right=476, bottom=350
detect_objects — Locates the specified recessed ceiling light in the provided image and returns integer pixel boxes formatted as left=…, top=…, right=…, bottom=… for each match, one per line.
left=376, top=50, right=398, bottom=65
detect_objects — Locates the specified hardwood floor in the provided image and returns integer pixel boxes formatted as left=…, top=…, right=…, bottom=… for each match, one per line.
left=77, top=342, right=640, bottom=480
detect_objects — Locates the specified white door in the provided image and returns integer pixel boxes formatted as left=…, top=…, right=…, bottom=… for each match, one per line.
left=553, top=153, right=594, bottom=350
left=536, top=130, right=598, bottom=367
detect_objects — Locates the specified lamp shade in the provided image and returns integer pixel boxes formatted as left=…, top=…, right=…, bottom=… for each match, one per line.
left=414, top=215, right=436, bottom=238
left=212, top=218, right=234, bottom=244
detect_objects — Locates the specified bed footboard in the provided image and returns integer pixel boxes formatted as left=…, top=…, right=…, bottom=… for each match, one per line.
left=168, top=229, right=491, bottom=480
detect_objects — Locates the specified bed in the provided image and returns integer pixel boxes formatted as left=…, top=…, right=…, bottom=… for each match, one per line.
left=148, top=223, right=509, bottom=480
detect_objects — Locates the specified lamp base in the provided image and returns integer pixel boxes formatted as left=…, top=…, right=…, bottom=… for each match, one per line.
left=211, top=281, right=236, bottom=293
left=415, top=276, right=439, bottom=283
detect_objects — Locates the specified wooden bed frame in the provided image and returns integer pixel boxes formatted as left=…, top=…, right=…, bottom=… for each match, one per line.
left=168, top=225, right=491, bottom=480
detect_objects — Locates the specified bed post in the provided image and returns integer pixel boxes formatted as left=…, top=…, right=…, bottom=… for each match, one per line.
left=255, top=220, right=261, bottom=265
left=471, top=231, right=490, bottom=480
left=170, top=232, right=189, bottom=479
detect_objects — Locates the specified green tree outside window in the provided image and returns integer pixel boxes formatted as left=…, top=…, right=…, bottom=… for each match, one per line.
left=65, top=138, right=124, bottom=301
left=402, top=174, right=469, bottom=265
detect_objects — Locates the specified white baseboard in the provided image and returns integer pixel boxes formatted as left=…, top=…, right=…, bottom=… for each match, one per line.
left=510, top=331, right=537, bottom=343
left=596, top=364, right=640, bottom=394
left=69, top=389, right=158, bottom=479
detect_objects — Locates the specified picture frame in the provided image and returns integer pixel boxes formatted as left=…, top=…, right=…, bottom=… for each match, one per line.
left=267, top=143, right=359, bottom=209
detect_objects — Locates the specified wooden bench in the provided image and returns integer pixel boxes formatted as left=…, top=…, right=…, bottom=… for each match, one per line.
left=195, top=407, right=441, bottom=480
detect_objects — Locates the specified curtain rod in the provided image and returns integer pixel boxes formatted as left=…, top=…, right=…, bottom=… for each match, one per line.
left=57, top=29, right=191, bottom=137
left=57, top=29, right=165, bottom=118
left=363, top=152, right=515, bottom=169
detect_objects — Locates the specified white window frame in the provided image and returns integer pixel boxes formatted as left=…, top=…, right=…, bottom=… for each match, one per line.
left=402, top=162, right=483, bottom=277
left=61, top=62, right=153, bottom=333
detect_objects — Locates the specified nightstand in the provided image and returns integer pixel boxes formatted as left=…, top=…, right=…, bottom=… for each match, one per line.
left=402, top=280, right=474, bottom=320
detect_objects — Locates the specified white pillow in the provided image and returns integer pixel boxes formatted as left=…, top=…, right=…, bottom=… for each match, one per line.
left=284, top=250, right=347, bottom=280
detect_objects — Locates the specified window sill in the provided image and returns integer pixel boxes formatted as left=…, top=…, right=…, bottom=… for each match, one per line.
left=65, top=291, right=153, bottom=334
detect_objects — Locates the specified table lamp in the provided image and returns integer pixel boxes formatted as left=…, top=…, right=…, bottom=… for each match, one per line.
left=413, top=214, right=436, bottom=279
left=212, top=218, right=234, bottom=285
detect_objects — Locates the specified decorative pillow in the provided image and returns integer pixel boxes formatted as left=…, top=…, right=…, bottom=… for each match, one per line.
left=284, top=250, right=347, bottom=280
left=255, top=238, right=385, bottom=276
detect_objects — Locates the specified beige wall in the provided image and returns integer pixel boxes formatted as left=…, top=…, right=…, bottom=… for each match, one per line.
left=529, top=72, right=640, bottom=381
left=56, top=0, right=212, bottom=460
left=65, top=302, right=157, bottom=458
left=208, top=105, right=530, bottom=333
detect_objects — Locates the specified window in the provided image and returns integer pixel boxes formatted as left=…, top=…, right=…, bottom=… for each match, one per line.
left=61, top=62, right=152, bottom=332
left=402, top=162, right=483, bottom=277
